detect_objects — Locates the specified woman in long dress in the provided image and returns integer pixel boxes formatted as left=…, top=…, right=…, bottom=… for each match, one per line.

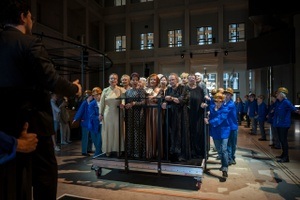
left=100, top=73, right=126, bottom=157
left=144, top=73, right=161, bottom=159
left=122, top=72, right=146, bottom=159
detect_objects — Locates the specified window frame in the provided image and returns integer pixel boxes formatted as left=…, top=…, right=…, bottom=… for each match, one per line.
left=140, top=33, right=154, bottom=50
left=228, top=23, right=245, bottom=43
left=197, top=26, right=213, bottom=45
left=168, top=29, right=183, bottom=47
left=115, top=35, right=126, bottom=52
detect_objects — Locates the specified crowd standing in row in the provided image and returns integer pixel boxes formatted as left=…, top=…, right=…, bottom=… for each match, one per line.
left=58, top=70, right=300, bottom=180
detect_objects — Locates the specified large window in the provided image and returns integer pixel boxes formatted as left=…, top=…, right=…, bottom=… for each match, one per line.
left=168, top=29, right=182, bottom=47
left=141, top=33, right=154, bottom=50
left=223, top=72, right=239, bottom=90
left=115, top=35, right=126, bottom=52
left=205, top=73, right=217, bottom=92
left=197, top=26, right=213, bottom=45
left=229, top=23, right=245, bottom=42
left=115, top=0, right=126, bottom=6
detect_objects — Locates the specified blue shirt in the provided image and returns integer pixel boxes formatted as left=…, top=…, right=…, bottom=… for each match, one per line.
left=273, top=98, right=297, bottom=127
left=74, top=99, right=94, bottom=128
left=257, top=102, right=268, bottom=122
left=223, top=99, right=238, bottom=131
left=88, top=100, right=100, bottom=133
left=209, top=104, right=230, bottom=139
left=0, top=131, right=17, bottom=164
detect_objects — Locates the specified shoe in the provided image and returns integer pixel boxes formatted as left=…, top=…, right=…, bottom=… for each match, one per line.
left=54, top=146, right=60, bottom=151
left=67, top=140, right=72, bottom=144
left=277, top=157, right=289, bottom=163
left=61, top=142, right=68, bottom=145
left=232, top=160, right=236, bottom=165
left=216, top=156, right=221, bottom=160
left=258, top=138, right=267, bottom=141
left=249, top=132, right=256, bottom=135
left=269, top=144, right=274, bottom=146
left=93, top=152, right=106, bottom=159
left=222, top=171, right=228, bottom=177
left=82, top=153, right=90, bottom=156
left=275, top=155, right=283, bottom=158
left=178, top=156, right=186, bottom=162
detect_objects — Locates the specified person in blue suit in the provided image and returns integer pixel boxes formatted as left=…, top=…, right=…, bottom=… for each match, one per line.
left=88, top=87, right=103, bottom=158
left=72, top=90, right=94, bottom=156
left=273, top=87, right=300, bottom=163
left=248, top=94, right=258, bottom=135
left=256, top=95, right=268, bottom=141
left=205, top=92, right=230, bottom=177
left=223, top=88, right=238, bottom=165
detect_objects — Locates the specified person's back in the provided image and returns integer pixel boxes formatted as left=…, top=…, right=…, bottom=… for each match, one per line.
left=0, top=1, right=82, bottom=199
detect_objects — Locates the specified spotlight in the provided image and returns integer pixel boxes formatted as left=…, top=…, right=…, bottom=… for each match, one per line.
left=224, top=50, right=228, bottom=56
left=181, top=54, right=184, bottom=59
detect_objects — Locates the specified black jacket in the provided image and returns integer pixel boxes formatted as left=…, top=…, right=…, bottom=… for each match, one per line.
left=0, top=26, right=78, bottom=137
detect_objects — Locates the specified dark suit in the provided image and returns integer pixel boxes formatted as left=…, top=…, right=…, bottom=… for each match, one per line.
left=0, top=26, right=78, bottom=200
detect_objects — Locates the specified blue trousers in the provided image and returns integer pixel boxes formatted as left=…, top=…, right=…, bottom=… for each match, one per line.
left=227, top=130, right=238, bottom=162
left=214, top=138, right=229, bottom=172
left=81, top=126, right=90, bottom=154
left=90, top=124, right=102, bottom=156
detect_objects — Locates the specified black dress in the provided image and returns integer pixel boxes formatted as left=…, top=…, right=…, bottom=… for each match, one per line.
left=185, top=85, right=205, bottom=159
left=124, top=88, right=146, bottom=159
left=164, top=85, right=186, bottom=161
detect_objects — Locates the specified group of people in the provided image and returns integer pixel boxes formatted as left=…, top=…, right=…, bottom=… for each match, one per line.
left=1, top=1, right=299, bottom=199
left=240, top=88, right=300, bottom=163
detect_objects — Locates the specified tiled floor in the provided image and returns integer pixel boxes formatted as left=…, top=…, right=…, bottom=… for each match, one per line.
left=56, top=118, right=300, bottom=200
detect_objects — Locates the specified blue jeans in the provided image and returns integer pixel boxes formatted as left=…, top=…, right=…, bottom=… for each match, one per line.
left=90, top=124, right=102, bottom=156
left=214, top=138, right=229, bottom=172
left=81, top=126, right=90, bottom=154
left=227, top=130, right=238, bottom=162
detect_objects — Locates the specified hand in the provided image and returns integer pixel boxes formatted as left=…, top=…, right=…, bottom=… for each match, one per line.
left=201, top=103, right=208, bottom=108
left=73, top=79, right=82, bottom=97
left=17, top=122, right=38, bottom=153
left=204, top=118, right=209, bottom=124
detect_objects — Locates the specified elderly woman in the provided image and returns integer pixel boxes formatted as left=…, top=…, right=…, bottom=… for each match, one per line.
left=273, top=87, right=300, bottom=163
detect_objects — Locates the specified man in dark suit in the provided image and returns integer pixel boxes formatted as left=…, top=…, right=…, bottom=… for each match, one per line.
left=0, top=1, right=82, bottom=199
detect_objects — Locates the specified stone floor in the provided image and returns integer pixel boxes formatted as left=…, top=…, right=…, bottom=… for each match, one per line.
left=56, top=119, right=300, bottom=200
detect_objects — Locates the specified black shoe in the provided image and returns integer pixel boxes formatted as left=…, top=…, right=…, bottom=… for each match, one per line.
left=275, top=155, right=283, bottom=158
left=269, top=144, right=274, bottom=146
left=232, top=160, right=236, bottom=165
left=222, top=171, right=228, bottom=177
left=82, top=153, right=90, bottom=156
left=277, top=157, right=289, bottom=163
left=258, top=138, right=267, bottom=141
left=249, top=132, right=256, bottom=135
